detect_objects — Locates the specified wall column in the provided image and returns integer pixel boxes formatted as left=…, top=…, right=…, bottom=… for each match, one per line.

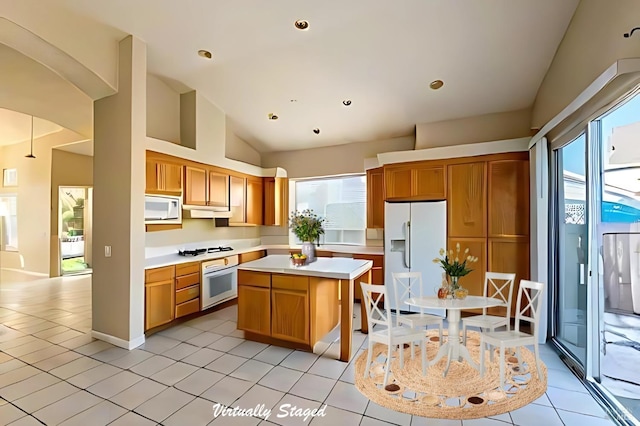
left=92, top=35, right=146, bottom=348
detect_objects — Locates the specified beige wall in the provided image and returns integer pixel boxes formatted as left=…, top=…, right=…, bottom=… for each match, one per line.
left=262, top=136, right=415, bottom=179
left=146, top=74, right=180, bottom=144
left=532, top=0, right=640, bottom=129
left=415, top=108, right=533, bottom=149
left=0, top=129, right=85, bottom=274
left=49, top=150, right=93, bottom=276
left=225, top=119, right=261, bottom=167
left=92, top=36, right=146, bottom=345
left=145, top=219, right=261, bottom=247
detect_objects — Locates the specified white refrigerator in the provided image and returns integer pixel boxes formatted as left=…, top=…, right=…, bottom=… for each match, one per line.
left=384, top=201, right=446, bottom=316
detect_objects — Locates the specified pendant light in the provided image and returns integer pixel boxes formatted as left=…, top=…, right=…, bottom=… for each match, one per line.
left=25, top=115, right=35, bottom=159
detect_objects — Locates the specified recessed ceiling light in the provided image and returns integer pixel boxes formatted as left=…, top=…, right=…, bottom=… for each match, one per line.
left=429, top=80, right=444, bottom=90
left=313, top=128, right=320, bottom=134
left=290, top=99, right=297, bottom=103
left=198, top=50, right=212, bottom=59
left=268, top=113, right=279, bottom=120
left=342, top=100, right=352, bottom=106
left=294, top=20, right=310, bottom=30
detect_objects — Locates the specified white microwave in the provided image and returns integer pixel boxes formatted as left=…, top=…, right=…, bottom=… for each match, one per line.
left=144, top=194, right=182, bottom=224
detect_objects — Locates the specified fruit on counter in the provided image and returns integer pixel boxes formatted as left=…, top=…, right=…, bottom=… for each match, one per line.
left=290, top=253, right=307, bottom=260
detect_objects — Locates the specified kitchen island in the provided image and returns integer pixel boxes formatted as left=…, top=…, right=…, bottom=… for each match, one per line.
left=237, top=255, right=373, bottom=362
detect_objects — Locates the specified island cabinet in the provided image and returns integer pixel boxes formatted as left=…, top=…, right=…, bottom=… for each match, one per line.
left=237, top=269, right=339, bottom=350
left=145, top=266, right=175, bottom=331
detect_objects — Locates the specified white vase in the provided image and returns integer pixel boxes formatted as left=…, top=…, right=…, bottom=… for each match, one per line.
left=301, top=241, right=316, bottom=263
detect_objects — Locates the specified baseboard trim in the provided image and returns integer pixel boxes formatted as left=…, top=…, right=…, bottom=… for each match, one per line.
left=91, top=330, right=145, bottom=350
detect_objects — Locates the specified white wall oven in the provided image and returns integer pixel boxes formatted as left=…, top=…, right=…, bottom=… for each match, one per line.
left=201, top=255, right=238, bottom=309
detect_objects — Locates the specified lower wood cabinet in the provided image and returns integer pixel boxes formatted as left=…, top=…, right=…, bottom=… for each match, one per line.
left=145, top=266, right=175, bottom=331
left=238, top=285, right=271, bottom=335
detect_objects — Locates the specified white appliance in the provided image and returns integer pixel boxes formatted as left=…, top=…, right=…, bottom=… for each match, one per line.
left=384, top=201, right=447, bottom=316
left=201, top=254, right=239, bottom=309
left=144, top=194, right=181, bottom=224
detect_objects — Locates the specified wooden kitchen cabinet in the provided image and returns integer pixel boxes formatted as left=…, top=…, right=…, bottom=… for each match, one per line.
left=384, top=163, right=445, bottom=201
left=145, top=157, right=183, bottom=194
left=175, top=261, right=200, bottom=318
left=184, top=165, right=208, bottom=206
left=488, top=237, right=530, bottom=316
left=229, top=175, right=246, bottom=224
left=447, top=162, right=487, bottom=238
left=237, top=270, right=271, bottom=335
left=271, top=275, right=310, bottom=344
left=239, top=250, right=266, bottom=264
left=246, top=176, right=264, bottom=225
left=352, top=254, right=384, bottom=301
left=264, top=177, right=289, bottom=226
left=488, top=159, right=529, bottom=238
left=366, top=167, right=384, bottom=229
left=208, top=170, right=230, bottom=208
left=145, top=265, right=175, bottom=331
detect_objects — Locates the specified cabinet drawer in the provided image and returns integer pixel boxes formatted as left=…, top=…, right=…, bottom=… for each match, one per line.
left=272, top=274, right=308, bottom=292
left=176, top=261, right=200, bottom=277
left=175, top=298, right=200, bottom=318
left=238, top=270, right=271, bottom=288
left=176, top=284, right=200, bottom=305
left=239, top=250, right=266, bottom=264
left=145, top=266, right=175, bottom=283
left=176, top=272, right=199, bottom=290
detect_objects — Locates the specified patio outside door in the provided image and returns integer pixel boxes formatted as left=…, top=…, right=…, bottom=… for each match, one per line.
left=59, top=187, right=92, bottom=275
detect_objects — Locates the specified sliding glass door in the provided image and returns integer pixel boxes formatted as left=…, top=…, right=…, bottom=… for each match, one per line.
left=553, top=133, right=589, bottom=367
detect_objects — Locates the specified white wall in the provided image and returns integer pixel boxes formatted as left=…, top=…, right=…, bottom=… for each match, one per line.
left=146, top=74, right=180, bottom=144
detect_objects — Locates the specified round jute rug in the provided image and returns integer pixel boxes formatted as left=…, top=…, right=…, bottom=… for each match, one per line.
left=354, top=330, right=547, bottom=420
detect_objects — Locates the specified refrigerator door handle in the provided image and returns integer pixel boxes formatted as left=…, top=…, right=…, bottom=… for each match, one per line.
left=404, top=221, right=411, bottom=268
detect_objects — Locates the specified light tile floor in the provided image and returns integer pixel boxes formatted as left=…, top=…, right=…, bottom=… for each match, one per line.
left=0, top=275, right=620, bottom=425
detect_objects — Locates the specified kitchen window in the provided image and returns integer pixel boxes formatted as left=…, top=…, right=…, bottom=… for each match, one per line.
left=291, top=175, right=366, bottom=246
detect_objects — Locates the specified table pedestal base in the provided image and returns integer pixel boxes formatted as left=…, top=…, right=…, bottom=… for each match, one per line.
left=429, top=310, right=479, bottom=376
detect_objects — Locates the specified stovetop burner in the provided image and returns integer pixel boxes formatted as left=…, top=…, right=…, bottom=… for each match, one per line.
left=177, top=246, right=233, bottom=256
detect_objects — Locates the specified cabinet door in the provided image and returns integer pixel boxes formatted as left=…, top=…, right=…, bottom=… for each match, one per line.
left=488, top=238, right=530, bottom=317
left=237, top=285, right=271, bottom=335
left=384, top=166, right=412, bottom=199
left=230, top=175, right=246, bottom=223
left=246, top=177, right=264, bottom=225
left=145, top=279, right=175, bottom=330
left=488, top=159, right=529, bottom=237
left=447, top=162, right=486, bottom=238
left=184, top=166, right=207, bottom=206
left=271, top=288, right=309, bottom=344
left=264, top=177, right=288, bottom=226
left=413, top=165, right=445, bottom=199
left=208, top=170, right=229, bottom=208
left=366, top=168, right=385, bottom=228
left=145, top=159, right=160, bottom=192
left=162, top=162, right=183, bottom=192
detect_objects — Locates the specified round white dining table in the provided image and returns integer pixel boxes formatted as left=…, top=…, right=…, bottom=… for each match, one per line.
left=405, top=295, right=506, bottom=377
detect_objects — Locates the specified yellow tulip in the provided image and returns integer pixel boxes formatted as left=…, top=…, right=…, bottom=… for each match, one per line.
left=456, top=242, right=460, bottom=252
left=433, top=258, right=440, bottom=263
left=464, top=248, right=469, bottom=254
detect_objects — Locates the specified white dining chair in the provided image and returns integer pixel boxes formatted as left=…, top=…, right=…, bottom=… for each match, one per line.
left=360, top=282, right=427, bottom=387
left=391, top=272, right=443, bottom=345
left=462, top=272, right=516, bottom=346
left=480, top=280, right=545, bottom=389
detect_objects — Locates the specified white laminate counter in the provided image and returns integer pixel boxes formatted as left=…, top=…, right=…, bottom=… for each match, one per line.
left=145, top=244, right=383, bottom=270
left=238, top=255, right=373, bottom=280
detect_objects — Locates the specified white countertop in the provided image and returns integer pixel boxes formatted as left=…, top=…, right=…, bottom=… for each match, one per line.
left=145, top=244, right=383, bottom=269
left=237, top=255, right=373, bottom=280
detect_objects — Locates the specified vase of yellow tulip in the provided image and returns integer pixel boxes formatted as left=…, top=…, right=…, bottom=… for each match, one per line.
left=432, top=243, right=478, bottom=299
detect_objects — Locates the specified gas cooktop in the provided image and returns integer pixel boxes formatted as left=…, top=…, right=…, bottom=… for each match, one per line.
left=177, top=246, right=233, bottom=257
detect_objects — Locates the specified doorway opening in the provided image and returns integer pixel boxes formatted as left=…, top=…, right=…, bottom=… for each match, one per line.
left=59, top=187, right=92, bottom=275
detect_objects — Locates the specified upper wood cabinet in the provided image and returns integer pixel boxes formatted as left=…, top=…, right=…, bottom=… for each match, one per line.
left=208, top=170, right=230, bottom=208
left=184, top=165, right=208, bottom=206
left=230, top=175, right=246, bottom=224
left=447, top=162, right=486, bottom=238
left=264, top=177, right=289, bottom=226
left=384, top=163, right=445, bottom=201
left=488, top=159, right=530, bottom=237
left=246, top=177, right=264, bottom=226
left=146, top=157, right=182, bottom=193
left=366, top=167, right=385, bottom=229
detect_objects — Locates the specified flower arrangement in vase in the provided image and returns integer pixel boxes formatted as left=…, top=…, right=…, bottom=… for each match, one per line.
left=289, top=209, right=325, bottom=263
left=432, top=243, right=478, bottom=298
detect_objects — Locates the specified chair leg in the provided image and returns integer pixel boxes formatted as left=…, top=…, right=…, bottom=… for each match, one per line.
left=515, top=346, right=522, bottom=367
left=480, top=338, right=485, bottom=377
left=364, top=341, right=373, bottom=379
left=533, top=342, right=540, bottom=380
left=399, top=344, right=405, bottom=369
left=383, top=345, right=392, bottom=387
left=421, top=339, right=427, bottom=376
left=410, top=338, right=415, bottom=359
left=438, top=324, right=443, bottom=347
left=499, top=344, right=505, bottom=390
left=462, top=323, right=467, bottom=346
